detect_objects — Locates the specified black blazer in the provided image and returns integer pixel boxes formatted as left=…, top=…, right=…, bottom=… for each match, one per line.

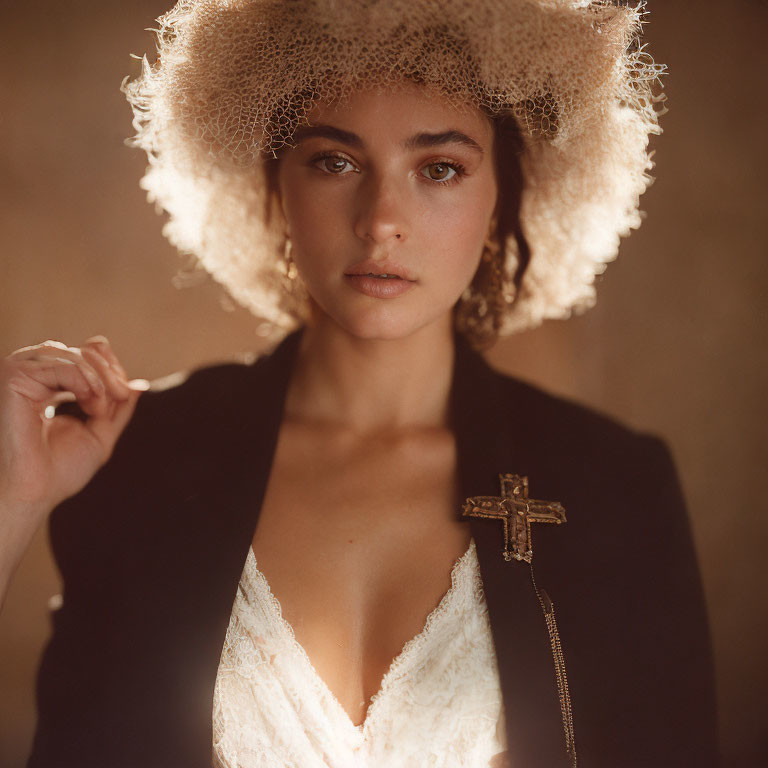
left=28, top=327, right=719, bottom=768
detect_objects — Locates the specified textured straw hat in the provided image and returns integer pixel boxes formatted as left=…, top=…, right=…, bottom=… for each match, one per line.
left=121, top=0, right=667, bottom=345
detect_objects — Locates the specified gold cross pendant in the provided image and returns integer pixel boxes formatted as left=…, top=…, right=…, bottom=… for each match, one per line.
left=462, top=474, right=567, bottom=563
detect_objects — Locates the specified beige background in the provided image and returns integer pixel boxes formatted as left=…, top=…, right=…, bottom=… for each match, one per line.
left=1, top=1, right=766, bottom=765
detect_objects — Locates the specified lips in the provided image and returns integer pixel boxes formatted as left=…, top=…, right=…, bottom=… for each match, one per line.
left=356, top=273, right=401, bottom=279
left=344, top=273, right=416, bottom=298
left=343, top=258, right=416, bottom=282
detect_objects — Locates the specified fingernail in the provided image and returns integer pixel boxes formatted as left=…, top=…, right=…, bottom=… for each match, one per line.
left=127, top=378, right=151, bottom=391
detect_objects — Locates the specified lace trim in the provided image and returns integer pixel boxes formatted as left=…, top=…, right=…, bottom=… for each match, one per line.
left=243, top=537, right=479, bottom=736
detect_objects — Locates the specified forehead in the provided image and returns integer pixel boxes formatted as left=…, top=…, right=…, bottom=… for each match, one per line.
left=300, top=79, right=494, bottom=150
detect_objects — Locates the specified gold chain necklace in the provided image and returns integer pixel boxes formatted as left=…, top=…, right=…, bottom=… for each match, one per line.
left=530, top=565, right=577, bottom=767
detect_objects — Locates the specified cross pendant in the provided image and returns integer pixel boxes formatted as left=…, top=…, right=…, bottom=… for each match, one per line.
left=462, top=474, right=566, bottom=563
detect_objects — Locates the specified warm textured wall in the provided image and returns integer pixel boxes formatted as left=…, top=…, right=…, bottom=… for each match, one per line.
left=1, top=1, right=765, bottom=766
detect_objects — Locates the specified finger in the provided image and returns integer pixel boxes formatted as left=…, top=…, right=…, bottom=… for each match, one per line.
left=11, top=345, right=105, bottom=397
left=83, top=336, right=127, bottom=378
left=50, top=377, right=147, bottom=423
left=41, top=391, right=77, bottom=421
left=46, top=356, right=106, bottom=400
left=46, top=390, right=78, bottom=406
left=9, top=358, right=104, bottom=403
left=13, top=339, right=70, bottom=355
left=80, top=339, right=148, bottom=395
left=81, top=346, right=131, bottom=401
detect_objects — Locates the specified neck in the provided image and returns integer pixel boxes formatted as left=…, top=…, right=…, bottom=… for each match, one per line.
left=283, top=313, right=457, bottom=434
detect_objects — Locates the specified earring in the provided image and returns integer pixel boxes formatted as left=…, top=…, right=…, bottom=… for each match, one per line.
left=455, top=215, right=516, bottom=349
left=477, top=214, right=506, bottom=316
left=484, top=216, right=518, bottom=308
left=281, top=234, right=298, bottom=281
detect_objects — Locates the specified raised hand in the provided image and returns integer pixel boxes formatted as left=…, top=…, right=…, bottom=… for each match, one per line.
left=0, top=335, right=148, bottom=605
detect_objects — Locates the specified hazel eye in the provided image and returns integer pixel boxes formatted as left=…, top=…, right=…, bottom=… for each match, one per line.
left=314, top=154, right=354, bottom=174
left=421, top=162, right=460, bottom=183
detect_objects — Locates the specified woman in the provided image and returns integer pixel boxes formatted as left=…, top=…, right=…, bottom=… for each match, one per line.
left=0, top=1, right=718, bottom=766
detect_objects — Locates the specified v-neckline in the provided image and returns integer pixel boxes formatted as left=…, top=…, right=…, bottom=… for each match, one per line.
left=244, top=537, right=477, bottom=737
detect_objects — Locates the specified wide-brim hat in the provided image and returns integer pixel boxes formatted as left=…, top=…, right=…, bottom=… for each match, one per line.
left=121, top=0, right=667, bottom=342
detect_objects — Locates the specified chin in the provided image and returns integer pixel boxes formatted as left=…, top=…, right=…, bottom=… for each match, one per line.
left=313, top=293, right=438, bottom=342
left=340, top=310, right=427, bottom=342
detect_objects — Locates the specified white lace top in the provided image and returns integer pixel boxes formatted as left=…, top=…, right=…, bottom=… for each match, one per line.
left=212, top=537, right=509, bottom=767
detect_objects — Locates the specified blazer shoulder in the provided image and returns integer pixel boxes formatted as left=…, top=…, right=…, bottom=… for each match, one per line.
left=131, top=357, right=259, bottom=424
left=487, top=362, right=661, bottom=451
left=48, top=351, right=278, bottom=571
left=110, top=347, right=281, bottom=446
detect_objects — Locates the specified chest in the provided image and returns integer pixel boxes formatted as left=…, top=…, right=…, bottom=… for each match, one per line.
left=250, top=420, right=472, bottom=726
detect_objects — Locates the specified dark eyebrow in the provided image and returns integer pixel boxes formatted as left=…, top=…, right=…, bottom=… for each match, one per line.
left=292, top=124, right=484, bottom=155
left=292, top=124, right=364, bottom=148
left=403, top=129, right=484, bottom=155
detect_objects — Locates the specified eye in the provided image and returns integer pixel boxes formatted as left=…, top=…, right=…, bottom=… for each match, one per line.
left=311, top=152, right=357, bottom=175
left=420, top=161, right=466, bottom=185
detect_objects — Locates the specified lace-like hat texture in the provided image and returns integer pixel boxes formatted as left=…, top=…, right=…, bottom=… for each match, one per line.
left=121, top=0, right=667, bottom=340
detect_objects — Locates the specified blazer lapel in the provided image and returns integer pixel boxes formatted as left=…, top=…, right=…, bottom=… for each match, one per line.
left=451, top=331, right=573, bottom=768
left=204, top=325, right=306, bottom=621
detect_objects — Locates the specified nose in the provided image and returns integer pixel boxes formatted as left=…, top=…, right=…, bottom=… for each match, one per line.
left=353, top=173, right=409, bottom=245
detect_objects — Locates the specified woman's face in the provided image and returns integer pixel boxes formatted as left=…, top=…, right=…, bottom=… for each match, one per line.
left=275, top=80, right=498, bottom=341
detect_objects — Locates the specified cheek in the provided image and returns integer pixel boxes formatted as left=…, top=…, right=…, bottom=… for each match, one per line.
left=281, top=175, right=351, bottom=272
left=283, top=178, right=331, bottom=240
left=420, top=199, right=490, bottom=288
